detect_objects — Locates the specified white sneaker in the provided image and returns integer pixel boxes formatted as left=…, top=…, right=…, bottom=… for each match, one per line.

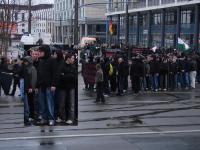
left=49, top=120, right=55, bottom=126
left=66, top=120, right=73, bottom=124
left=28, top=118, right=33, bottom=122
left=56, top=118, right=62, bottom=123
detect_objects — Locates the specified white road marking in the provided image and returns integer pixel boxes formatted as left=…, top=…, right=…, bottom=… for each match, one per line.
left=0, top=129, right=200, bottom=141
left=128, top=101, right=169, bottom=103
left=0, top=103, right=23, bottom=107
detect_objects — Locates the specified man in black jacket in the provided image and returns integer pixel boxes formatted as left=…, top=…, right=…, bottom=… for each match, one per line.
left=116, top=57, right=125, bottom=96
left=57, top=53, right=77, bottom=124
left=130, top=56, right=144, bottom=93
left=37, top=45, right=56, bottom=126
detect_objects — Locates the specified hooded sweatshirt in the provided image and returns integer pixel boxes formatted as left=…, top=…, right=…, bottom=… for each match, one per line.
left=37, top=45, right=56, bottom=88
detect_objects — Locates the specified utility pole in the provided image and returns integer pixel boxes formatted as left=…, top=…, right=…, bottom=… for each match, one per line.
left=125, top=1, right=130, bottom=59
left=60, top=16, right=62, bottom=42
left=74, top=0, right=79, bottom=45
left=28, top=0, right=31, bottom=34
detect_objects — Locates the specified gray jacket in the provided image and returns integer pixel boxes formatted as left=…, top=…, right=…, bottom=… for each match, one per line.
left=95, top=69, right=103, bottom=83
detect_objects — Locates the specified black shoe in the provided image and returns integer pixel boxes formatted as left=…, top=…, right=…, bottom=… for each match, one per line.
left=116, top=93, right=122, bottom=96
left=101, top=101, right=106, bottom=104
left=94, top=100, right=100, bottom=103
left=24, top=121, right=32, bottom=126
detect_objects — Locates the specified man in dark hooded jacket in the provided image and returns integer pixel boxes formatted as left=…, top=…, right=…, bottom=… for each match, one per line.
left=23, top=56, right=37, bottom=125
left=37, top=45, right=56, bottom=126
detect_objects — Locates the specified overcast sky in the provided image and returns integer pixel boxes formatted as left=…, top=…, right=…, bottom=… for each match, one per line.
left=32, top=0, right=54, bottom=5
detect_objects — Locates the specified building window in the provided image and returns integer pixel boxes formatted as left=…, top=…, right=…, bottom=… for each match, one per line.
left=63, top=1, right=65, bottom=10
left=22, top=13, right=25, bottom=21
left=22, top=29, right=25, bottom=33
left=139, top=14, right=147, bottom=27
left=181, top=10, right=193, bottom=24
left=153, top=13, right=161, bottom=25
left=96, top=24, right=106, bottom=32
left=60, top=3, right=62, bottom=11
left=133, top=15, right=137, bottom=26
left=15, top=12, right=18, bottom=21
left=22, top=23, right=25, bottom=27
left=165, top=12, right=176, bottom=25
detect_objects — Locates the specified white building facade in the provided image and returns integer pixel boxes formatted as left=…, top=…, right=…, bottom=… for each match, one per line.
left=54, top=0, right=107, bottom=44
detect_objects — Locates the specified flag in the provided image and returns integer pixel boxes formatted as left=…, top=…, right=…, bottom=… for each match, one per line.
left=109, top=20, right=113, bottom=35
left=106, top=20, right=109, bottom=33
left=151, top=46, right=157, bottom=53
left=178, top=38, right=190, bottom=52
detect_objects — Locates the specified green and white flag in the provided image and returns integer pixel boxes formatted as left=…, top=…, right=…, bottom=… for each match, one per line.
left=178, top=38, right=190, bottom=52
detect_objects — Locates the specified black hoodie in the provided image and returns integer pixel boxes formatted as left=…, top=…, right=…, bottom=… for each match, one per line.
left=37, top=45, right=56, bottom=88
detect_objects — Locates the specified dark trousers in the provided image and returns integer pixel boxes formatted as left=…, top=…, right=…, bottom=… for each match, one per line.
left=131, top=76, right=141, bottom=93
left=0, top=73, right=12, bottom=95
left=59, top=88, right=76, bottom=121
left=169, top=73, right=177, bottom=90
left=124, top=76, right=128, bottom=90
left=103, top=75, right=110, bottom=94
left=96, top=82, right=105, bottom=102
left=117, top=76, right=124, bottom=95
left=160, top=74, right=167, bottom=90
left=145, top=76, right=151, bottom=90
left=110, top=76, right=117, bottom=92
left=11, top=77, right=20, bottom=95
left=27, top=92, right=35, bottom=119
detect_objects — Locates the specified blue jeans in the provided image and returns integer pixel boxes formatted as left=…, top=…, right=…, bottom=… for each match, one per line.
left=178, top=72, right=189, bottom=88
left=20, top=79, right=24, bottom=102
left=185, top=72, right=190, bottom=88
left=38, top=87, right=55, bottom=121
left=24, top=93, right=29, bottom=122
left=150, top=74, right=159, bottom=91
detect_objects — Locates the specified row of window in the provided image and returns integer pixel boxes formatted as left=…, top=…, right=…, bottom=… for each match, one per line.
left=125, top=10, right=196, bottom=27
left=55, top=0, right=73, bottom=11
left=14, top=9, right=53, bottom=22
left=34, top=29, right=47, bottom=33
left=55, top=11, right=69, bottom=21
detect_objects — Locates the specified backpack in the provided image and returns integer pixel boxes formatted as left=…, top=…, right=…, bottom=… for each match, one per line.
left=109, top=63, right=113, bottom=76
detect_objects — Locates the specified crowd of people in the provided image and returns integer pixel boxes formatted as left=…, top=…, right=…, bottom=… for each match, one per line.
left=0, top=45, right=78, bottom=126
left=80, top=45, right=200, bottom=103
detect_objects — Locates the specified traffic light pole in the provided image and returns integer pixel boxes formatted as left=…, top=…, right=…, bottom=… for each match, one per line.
left=74, top=0, right=79, bottom=45
left=28, top=0, right=31, bottom=34
left=59, top=16, right=62, bottom=42
left=125, top=2, right=130, bottom=60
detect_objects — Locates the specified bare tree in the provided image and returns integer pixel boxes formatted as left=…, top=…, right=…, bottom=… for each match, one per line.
left=0, top=0, right=19, bottom=57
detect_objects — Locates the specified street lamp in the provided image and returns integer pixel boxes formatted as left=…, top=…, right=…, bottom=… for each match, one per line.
left=125, top=1, right=130, bottom=59
left=28, top=0, right=31, bottom=34
left=59, top=16, right=62, bottom=42
left=74, top=0, right=78, bottom=45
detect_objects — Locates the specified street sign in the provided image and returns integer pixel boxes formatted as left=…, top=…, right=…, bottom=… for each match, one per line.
left=143, top=30, right=148, bottom=34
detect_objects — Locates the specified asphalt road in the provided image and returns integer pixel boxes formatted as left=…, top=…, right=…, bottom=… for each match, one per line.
left=0, top=74, right=199, bottom=149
